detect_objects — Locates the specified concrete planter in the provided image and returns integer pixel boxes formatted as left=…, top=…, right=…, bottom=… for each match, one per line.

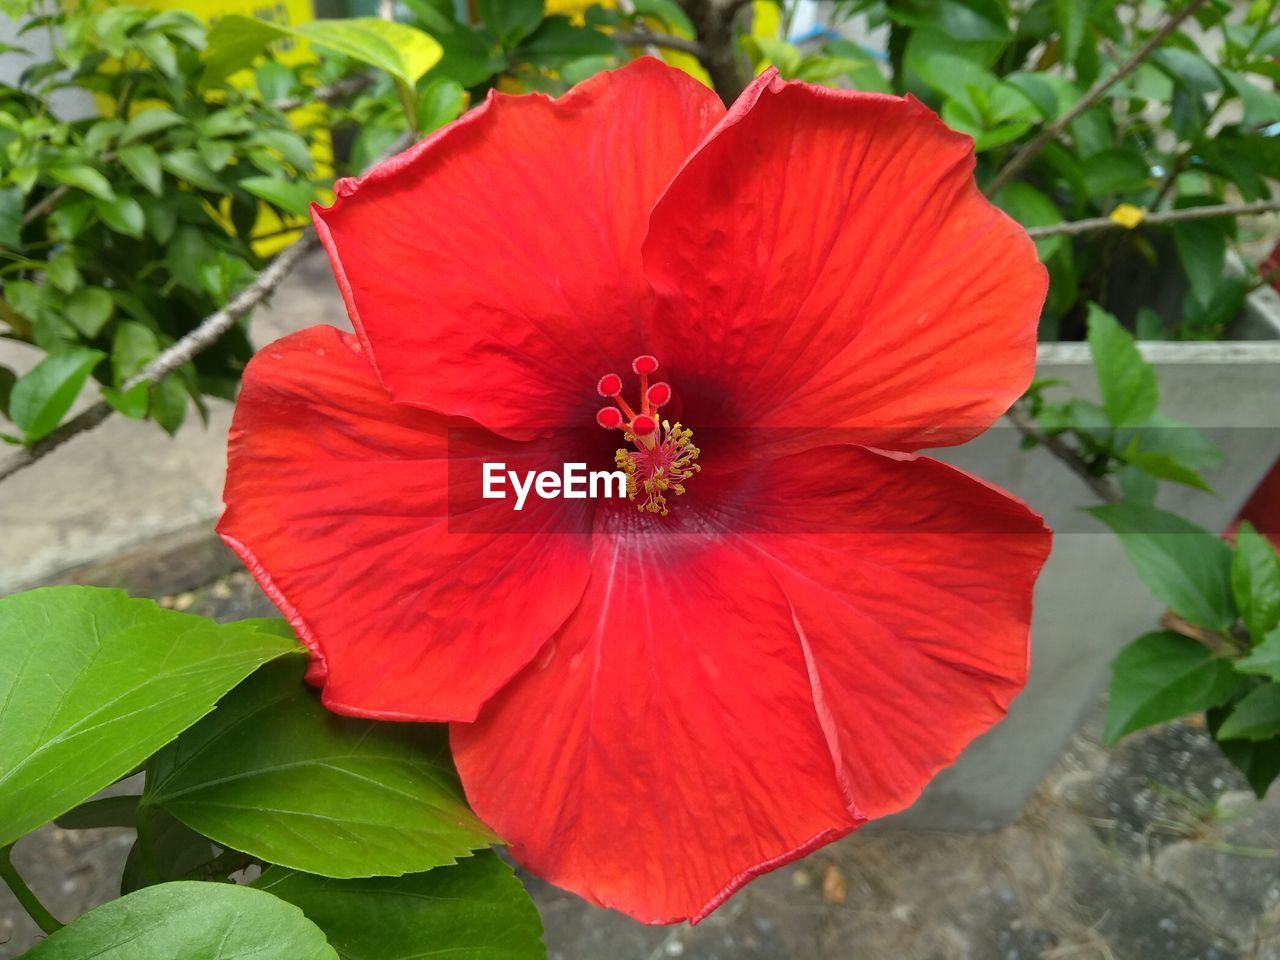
left=895, top=281, right=1280, bottom=830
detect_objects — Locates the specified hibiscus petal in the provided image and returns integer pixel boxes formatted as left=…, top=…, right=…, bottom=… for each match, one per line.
left=218, top=325, right=593, bottom=722
left=711, top=445, right=1051, bottom=819
left=451, top=512, right=862, bottom=925
left=313, top=58, right=724, bottom=435
left=643, top=70, right=1047, bottom=450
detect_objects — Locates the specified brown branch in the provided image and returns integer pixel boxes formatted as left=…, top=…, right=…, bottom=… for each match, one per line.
left=1005, top=403, right=1122, bottom=504
left=1027, top=199, right=1280, bottom=239
left=679, top=0, right=749, bottom=103
left=613, top=29, right=706, bottom=58
left=985, top=0, right=1210, bottom=197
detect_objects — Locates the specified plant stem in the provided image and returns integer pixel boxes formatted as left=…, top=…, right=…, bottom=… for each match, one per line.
left=1004, top=404, right=1122, bottom=504
left=985, top=0, right=1210, bottom=197
left=394, top=79, right=420, bottom=136
left=0, top=844, right=63, bottom=935
left=1026, top=198, right=1280, bottom=239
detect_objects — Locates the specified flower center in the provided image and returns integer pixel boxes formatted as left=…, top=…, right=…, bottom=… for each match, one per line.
left=595, top=355, right=700, bottom=516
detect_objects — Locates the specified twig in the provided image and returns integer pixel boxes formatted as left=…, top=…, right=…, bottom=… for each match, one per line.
left=1027, top=199, right=1280, bottom=239
left=1004, top=404, right=1122, bottom=504
left=985, top=0, right=1210, bottom=197
left=613, top=29, right=706, bottom=58
left=270, top=73, right=373, bottom=113
left=0, top=843, right=62, bottom=935
left=181, top=848, right=257, bottom=881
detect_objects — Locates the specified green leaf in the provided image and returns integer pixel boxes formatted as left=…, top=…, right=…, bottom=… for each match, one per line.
left=1086, top=304, right=1158, bottom=427
left=516, top=16, right=616, bottom=62
left=256, top=60, right=296, bottom=101
left=994, top=181, right=1063, bottom=260
left=0, top=185, right=22, bottom=247
left=1152, top=47, right=1220, bottom=95
left=1233, top=521, right=1280, bottom=643
left=256, top=853, right=547, bottom=960
left=0, top=365, right=15, bottom=419
left=203, top=15, right=442, bottom=90
left=111, top=320, right=160, bottom=383
left=8, top=347, right=104, bottom=443
left=1079, top=147, right=1151, bottom=197
left=66, top=286, right=115, bottom=336
left=1004, top=71, right=1059, bottom=118
left=1088, top=503, right=1236, bottom=631
left=0, top=587, right=300, bottom=848
left=95, top=194, right=146, bottom=238
left=1236, top=627, right=1280, bottom=681
left=161, top=149, right=225, bottom=193
left=1223, top=68, right=1280, bottom=126
left=118, top=143, right=164, bottom=196
left=49, top=164, right=116, bottom=202
left=1172, top=218, right=1227, bottom=311
left=240, top=176, right=315, bottom=217
left=251, top=129, right=314, bottom=173
left=1117, top=463, right=1158, bottom=505
left=47, top=250, right=81, bottom=294
left=1054, top=0, right=1087, bottom=66
left=54, top=795, right=140, bottom=830
left=1209, top=696, right=1280, bottom=797
left=417, top=78, right=467, bottom=134
left=23, top=881, right=337, bottom=960
left=479, top=0, right=544, bottom=46
left=1218, top=683, right=1280, bottom=741
left=145, top=659, right=497, bottom=878
left=150, top=376, right=188, bottom=435
left=121, top=808, right=215, bottom=894
left=1103, top=631, right=1240, bottom=744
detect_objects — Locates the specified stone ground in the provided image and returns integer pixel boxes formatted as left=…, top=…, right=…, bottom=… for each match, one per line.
left=3, top=571, right=1278, bottom=960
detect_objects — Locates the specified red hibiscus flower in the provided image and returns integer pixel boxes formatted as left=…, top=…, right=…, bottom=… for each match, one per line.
left=219, top=58, right=1051, bottom=924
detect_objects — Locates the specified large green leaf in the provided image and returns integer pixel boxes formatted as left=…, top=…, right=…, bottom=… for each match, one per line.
left=0, top=587, right=300, bottom=848
left=1086, top=304, right=1158, bottom=427
left=1103, top=630, right=1240, bottom=744
left=23, top=881, right=337, bottom=960
left=1088, top=504, right=1236, bottom=631
left=1233, top=521, right=1280, bottom=643
left=203, top=14, right=442, bottom=90
left=256, top=852, right=546, bottom=960
left=1218, top=683, right=1280, bottom=742
left=8, top=348, right=105, bottom=443
left=145, top=659, right=497, bottom=878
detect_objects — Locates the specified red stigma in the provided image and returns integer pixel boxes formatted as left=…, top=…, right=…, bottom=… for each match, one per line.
left=631, top=355, right=659, bottom=375
left=631, top=414, right=657, bottom=436
left=596, top=406, right=624, bottom=429
left=646, top=382, right=671, bottom=407
left=597, top=373, right=622, bottom=397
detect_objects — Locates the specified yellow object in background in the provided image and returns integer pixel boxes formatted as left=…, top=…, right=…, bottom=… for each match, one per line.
left=1110, top=204, right=1147, bottom=230
left=123, top=0, right=332, bottom=256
